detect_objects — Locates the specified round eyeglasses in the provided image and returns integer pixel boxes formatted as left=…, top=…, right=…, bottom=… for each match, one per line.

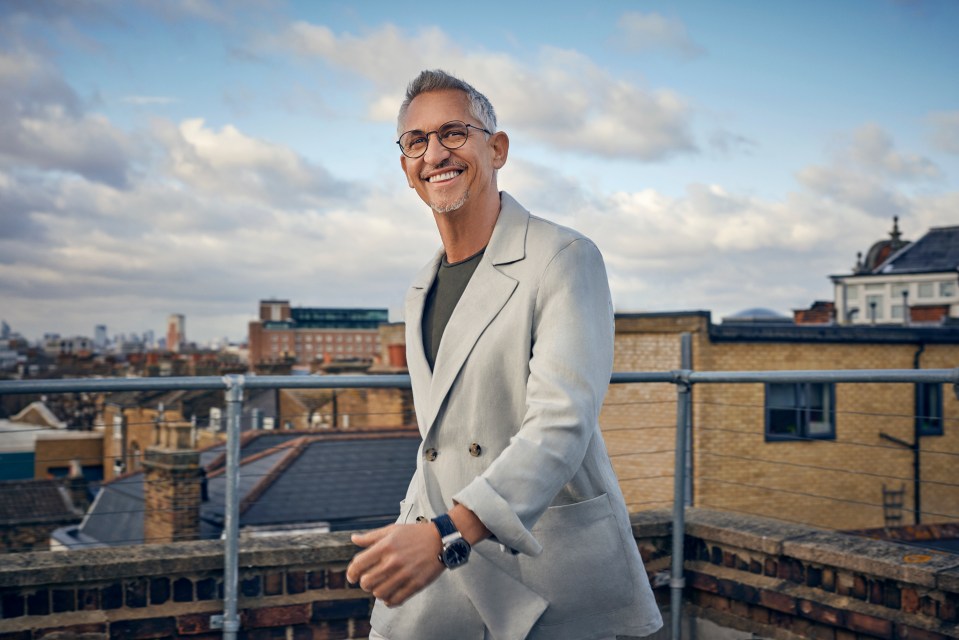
left=396, top=120, right=492, bottom=158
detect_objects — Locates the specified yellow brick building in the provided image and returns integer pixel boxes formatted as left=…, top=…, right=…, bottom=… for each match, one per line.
left=604, top=312, right=959, bottom=531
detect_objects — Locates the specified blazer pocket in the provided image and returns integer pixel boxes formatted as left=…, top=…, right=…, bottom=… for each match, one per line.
left=519, top=493, right=634, bottom=625
left=397, top=498, right=417, bottom=525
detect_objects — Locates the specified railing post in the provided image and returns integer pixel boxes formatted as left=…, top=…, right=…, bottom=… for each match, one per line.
left=219, top=375, right=243, bottom=638
left=671, top=332, right=693, bottom=639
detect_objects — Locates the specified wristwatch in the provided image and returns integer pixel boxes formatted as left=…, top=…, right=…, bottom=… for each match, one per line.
left=432, top=514, right=471, bottom=569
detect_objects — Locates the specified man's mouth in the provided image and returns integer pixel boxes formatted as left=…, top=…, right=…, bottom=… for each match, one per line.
left=427, top=170, right=462, bottom=183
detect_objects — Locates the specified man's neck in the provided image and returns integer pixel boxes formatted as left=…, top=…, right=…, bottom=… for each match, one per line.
left=433, top=191, right=501, bottom=263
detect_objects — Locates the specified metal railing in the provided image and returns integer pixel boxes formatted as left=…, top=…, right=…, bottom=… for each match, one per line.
left=2, top=344, right=958, bottom=639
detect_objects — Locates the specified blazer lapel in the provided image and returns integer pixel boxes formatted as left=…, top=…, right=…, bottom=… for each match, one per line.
left=425, top=193, right=530, bottom=433
left=405, top=248, right=443, bottom=437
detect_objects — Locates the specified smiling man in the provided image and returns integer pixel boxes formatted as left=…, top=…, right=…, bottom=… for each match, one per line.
left=346, top=69, right=663, bottom=640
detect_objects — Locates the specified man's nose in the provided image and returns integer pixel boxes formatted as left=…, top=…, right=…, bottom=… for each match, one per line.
left=422, top=133, right=451, bottom=165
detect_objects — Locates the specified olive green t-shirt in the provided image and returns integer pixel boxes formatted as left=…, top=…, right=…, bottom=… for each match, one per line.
left=422, top=248, right=485, bottom=370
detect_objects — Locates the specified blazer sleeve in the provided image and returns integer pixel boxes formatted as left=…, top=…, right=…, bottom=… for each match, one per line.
left=452, top=237, right=614, bottom=557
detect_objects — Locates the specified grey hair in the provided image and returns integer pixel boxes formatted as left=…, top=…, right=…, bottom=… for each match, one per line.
left=397, top=69, right=497, bottom=137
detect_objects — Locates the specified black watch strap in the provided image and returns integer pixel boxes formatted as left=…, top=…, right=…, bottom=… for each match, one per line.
left=432, top=514, right=457, bottom=538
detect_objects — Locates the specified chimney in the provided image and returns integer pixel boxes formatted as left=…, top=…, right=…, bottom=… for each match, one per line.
left=65, top=459, right=91, bottom=512
left=142, top=413, right=201, bottom=544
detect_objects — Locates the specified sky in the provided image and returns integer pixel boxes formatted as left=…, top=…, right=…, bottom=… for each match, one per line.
left=1, top=0, right=958, bottom=345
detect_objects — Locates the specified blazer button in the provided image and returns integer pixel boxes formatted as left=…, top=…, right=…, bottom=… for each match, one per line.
left=469, top=443, right=482, bottom=457
left=416, top=516, right=426, bottom=523
left=424, top=447, right=438, bottom=461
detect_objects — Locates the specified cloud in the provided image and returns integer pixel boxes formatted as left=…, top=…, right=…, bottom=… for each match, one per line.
left=151, top=117, right=356, bottom=208
left=274, top=22, right=697, bottom=161
left=846, top=123, right=941, bottom=179
left=501, top=155, right=956, bottom=318
left=796, top=165, right=909, bottom=218
left=708, top=129, right=758, bottom=156
left=612, top=11, right=705, bottom=60
left=926, top=110, right=959, bottom=154
left=122, top=96, right=179, bottom=106
left=0, top=47, right=137, bottom=188
left=795, top=124, right=940, bottom=217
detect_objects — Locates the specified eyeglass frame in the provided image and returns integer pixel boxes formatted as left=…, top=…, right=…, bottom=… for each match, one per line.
left=396, top=120, right=492, bottom=159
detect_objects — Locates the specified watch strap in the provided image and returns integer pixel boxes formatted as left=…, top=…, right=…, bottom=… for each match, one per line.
left=431, top=513, right=458, bottom=539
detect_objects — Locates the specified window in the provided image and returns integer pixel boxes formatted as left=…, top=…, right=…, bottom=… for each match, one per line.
left=916, top=383, right=943, bottom=436
left=865, top=294, right=883, bottom=321
left=891, top=305, right=904, bottom=320
left=891, top=283, right=909, bottom=297
left=941, top=281, right=957, bottom=298
left=765, top=383, right=835, bottom=441
left=845, top=285, right=859, bottom=300
left=918, top=282, right=934, bottom=298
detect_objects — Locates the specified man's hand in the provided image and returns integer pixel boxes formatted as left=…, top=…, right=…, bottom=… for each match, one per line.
left=347, top=523, right=445, bottom=607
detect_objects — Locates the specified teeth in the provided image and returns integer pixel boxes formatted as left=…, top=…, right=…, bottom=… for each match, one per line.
left=428, top=171, right=460, bottom=183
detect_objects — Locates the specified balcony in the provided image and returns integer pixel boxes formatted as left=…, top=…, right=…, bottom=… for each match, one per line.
left=1, top=362, right=958, bottom=639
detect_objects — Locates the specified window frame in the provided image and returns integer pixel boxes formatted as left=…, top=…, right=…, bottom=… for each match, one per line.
left=765, top=382, right=836, bottom=442
left=915, top=382, right=944, bottom=437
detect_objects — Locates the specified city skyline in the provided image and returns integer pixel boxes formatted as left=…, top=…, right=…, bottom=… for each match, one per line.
left=2, top=1, right=958, bottom=343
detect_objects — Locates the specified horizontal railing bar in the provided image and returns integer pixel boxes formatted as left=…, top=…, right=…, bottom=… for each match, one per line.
left=0, top=376, right=230, bottom=395
left=242, top=375, right=412, bottom=390
left=1, top=368, right=956, bottom=396
left=687, top=368, right=959, bottom=384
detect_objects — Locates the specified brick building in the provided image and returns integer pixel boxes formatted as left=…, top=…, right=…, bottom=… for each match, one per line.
left=248, top=300, right=388, bottom=367
left=278, top=387, right=415, bottom=431
left=606, top=311, right=959, bottom=531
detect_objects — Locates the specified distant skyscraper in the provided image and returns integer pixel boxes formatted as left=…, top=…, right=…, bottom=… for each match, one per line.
left=0, top=320, right=9, bottom=340
left=143, top=330, right=155, bottom=348
left=94, top=325, right=108, bottom=349
left=166, top=314, right=185, bottom=353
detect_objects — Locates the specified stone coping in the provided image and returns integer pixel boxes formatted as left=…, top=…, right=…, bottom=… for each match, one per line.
left=3, top=509, right=957, bottom=594
left=690, top=509, right=959, bottom=590
left=0, top=531, right=358, bottom=588
left=632, top=508, right=959, bottom=592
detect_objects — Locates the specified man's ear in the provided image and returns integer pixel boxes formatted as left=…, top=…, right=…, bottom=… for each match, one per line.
left=490, top=131, right=509, bottom=170
left=400, top=156, right=414, bottom=188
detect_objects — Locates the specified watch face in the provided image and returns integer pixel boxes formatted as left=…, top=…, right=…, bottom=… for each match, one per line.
left=443, top=539, right=471, bottom=568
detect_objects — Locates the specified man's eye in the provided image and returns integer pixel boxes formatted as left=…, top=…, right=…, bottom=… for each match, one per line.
left=442, top=129, right=467, bottom=140
left=406, top=135, right=427, bottom=149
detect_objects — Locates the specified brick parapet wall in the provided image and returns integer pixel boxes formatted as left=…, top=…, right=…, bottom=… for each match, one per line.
left=0, top=532, right=372, bottom=640
left=2, top=510, right=957, bottom=639
left=633, top=509, right=959, bottom=639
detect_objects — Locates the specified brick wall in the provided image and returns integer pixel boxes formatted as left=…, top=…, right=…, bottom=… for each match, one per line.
left=0, top=533, right=374, bottom=640
left=608, top=314, right=959, bottom=532
left=633, top=509, right=959, bottom=640
left=3, top=511, right=956, bottom=639
left=33, top=435, right=102, bottom=480
left=278, top=388, right=415, bottom=431
left=0, top=517, right=79, bottom=555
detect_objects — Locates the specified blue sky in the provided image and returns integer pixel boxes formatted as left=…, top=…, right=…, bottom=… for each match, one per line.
left=1, top=1, right=957, bottom=344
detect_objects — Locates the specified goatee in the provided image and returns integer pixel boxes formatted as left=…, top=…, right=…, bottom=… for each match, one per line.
left=431, top=190, right=469, bottom=214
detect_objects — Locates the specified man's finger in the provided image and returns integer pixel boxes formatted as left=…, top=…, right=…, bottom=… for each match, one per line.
left=351, top=525, right=390, bottom=548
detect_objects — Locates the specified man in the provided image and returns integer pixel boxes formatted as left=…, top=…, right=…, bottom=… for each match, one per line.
left=346, top=70, right=662, bottom=640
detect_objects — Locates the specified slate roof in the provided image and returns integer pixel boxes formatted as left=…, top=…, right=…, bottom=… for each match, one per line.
left=52, top=430, right=420, bottom=548
left=77, top=474, right=144, bottom=546
left=0, top=478, right=81, bottom=525
left=875, top=226, right=959, bottom=275
left=240, top=436, right=422, bottom=531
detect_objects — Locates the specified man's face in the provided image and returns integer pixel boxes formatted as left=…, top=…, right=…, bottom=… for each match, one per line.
left=399, top=89, right=506, bottom=215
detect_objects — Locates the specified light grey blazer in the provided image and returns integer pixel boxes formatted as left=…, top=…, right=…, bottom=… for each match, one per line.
left=371, top=193, right=662, bottom=640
